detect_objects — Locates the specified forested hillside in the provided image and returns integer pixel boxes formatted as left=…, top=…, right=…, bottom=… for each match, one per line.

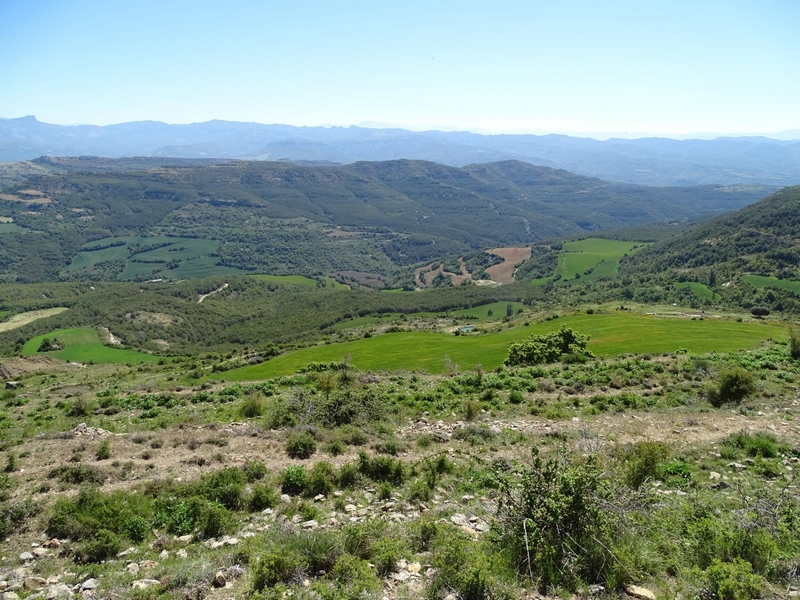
left=0, top=157, right=771, bottom=282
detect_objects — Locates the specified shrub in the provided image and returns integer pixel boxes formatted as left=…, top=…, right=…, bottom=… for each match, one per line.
left=48, top=465, right=107, bottom=486
left=95, top=440, right=111, bottom=461
left=371, top=537, right=404, bottom=576
left=463, top=399, right=481, bottom=421
left=4, top=452, right=17, bottom=473
left=249, top=483, right=280, bottom=511
left=703, top=558, right=763, bottom=600
left=305, top=461, right=335, bottom=497
left=624, top=441, right=670, bottom=489
left=374, top=440, right=403, bottom=456
left=240, top=393, right=264, bottom=418
left=329, top=554, right=381, bottom=596
left=251, top=548, right=304, bottom=591
left=200, top=467, right=248, bottom=510
left=790, top=327, right=800, bottom=360
left=0, top=500, right=38, bottom=541
left=505, top=326, right=593, bottom=367
left=75, top=529, right=121, bottom=563
left=708, top=368, right=757, bottom=407
left=337, top=463, right=360, bottom=488
left=286, top=432, right=317, bottom=459
left=282, top=465, right=307, bottom=495
left=508, top=390, right=524, bottom=404
left=325, top=439, right=346, bottom=456
left=123, top=516, right=149, bottom=542
left=357, top=451, right=404, bottom=484
left=497, top=451, right=633, bottom=591
left=243, top=459, right=269, bottom=482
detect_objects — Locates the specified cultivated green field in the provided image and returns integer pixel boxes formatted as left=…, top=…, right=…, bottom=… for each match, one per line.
left=742, top=274, right=800, bottom=294
left=64, top=236, right=245, bottom=280
left=224, top=312, right=785, bottom=380
left=451, top=301, right=526, bottom=320
left=22, top=327, right=162, bottom=364
left=556, top=238, right=642, bottom=282
left=251, top=274, right=348, bottom=289
left=675, top=282, right=719, bottom=300
left=0, top=223, right=27, bottom=234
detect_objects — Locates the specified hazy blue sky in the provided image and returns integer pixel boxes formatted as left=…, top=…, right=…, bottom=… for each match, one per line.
left=1, top=0, right=798, bottom=135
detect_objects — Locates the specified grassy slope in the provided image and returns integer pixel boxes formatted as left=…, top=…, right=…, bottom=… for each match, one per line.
left=556, top=238, right=642, bottom=282
left=0, top=307, right=69, bottom=332
left=225, top=312, right=785, bottom=380
left=742, top=274, right=800, bottom=294
left=22, top=327, right=162, bottom=363
left=675, top=282, right=719, bottom=300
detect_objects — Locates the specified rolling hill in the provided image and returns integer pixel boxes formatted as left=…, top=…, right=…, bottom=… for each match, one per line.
left=0, top=157, right=772, bottom=283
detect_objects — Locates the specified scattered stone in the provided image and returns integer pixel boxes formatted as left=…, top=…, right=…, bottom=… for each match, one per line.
left=177, top=549, right=187, bottom=559
left=43, top=540, right=60, bottom=549
left=449, top=513, right=469, bottom=527
left=80, top=580, right=98, bottom=591
left=709, top=471, right=721, bottom=480
left=0, top=583, right=7, bottom=592
left=313, top=494, right=325, bottom=501
left=18, top=553, right=33, bottom=563
left=393, top=571, right=410, bottom=582
left=138, top=560, right=158, bottom=570
left=32, top=548, right=48, bottom=558
left=131, top=580, right=160, bottom=590
left=301, top=520, right=319, bottom=530
left=124, top=563, right=139, bottom=575
left=344, top=504, right=357, bottom=513
left=3, top=592, right=20, bottom=600
left=213, top=571, right=226, bottom=588
left=175, top=535, right=193, bottom=543
left=46, top=583, right=72, bottom=599
left=117, top=547, right=137, bottom=557
left=280, top=494, right=291, bottom=503
left=728, top=462, right=747, bottom=471
left=625, top=584, right=656, bottom=600
left=407, top=562, right=421, bottom=574
left=473, top=521, right=490, bottom=533
left=226, top=537, right=239, bottom=546
left=588, top=584, right=605, bottom=595
left=24, top=578, right=47, bottom=590
left=159, top=550, right=169, bottom=560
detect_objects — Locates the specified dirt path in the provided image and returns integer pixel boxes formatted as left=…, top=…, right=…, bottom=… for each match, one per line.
left=198, top=283, right=228, bottom=303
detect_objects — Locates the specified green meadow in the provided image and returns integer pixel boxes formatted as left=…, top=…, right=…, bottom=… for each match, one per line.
left=675, top=282, right=720, bottom=300
left=556, top=238, right=642, bottom=282
left=224, top=312, right=785, bottom=380
left=22, top=327, right=162, bottom=364
left=64, top=236, right=245, bottom=280
left=451, top=301, right=526, bottom=320
left=742, top=274, right=800, bottom=294
left=0, top=223, right=28, bottom=234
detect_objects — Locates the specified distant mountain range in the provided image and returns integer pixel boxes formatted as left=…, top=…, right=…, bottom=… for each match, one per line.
left=1, top=116, right=799, bottom=187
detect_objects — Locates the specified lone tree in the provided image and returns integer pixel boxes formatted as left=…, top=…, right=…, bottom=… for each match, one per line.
left=751, top=306, right=770, bottom=318
left=505, top=326, right=592, bottom=367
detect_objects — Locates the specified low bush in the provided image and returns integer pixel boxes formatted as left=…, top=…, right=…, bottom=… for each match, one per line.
left=702, top=558, right=763, bottom=600
left=249, top=483, right=280, bottom=512
left=624, top=441, right=670, bottom=489
left=708, top=368, right=757, bottom=407
left=286, top=432, right=317, bottom=459
left=282, top=466, right=306, bottom=495
left=305, top=461, right=335, bottom=497
left=356, top=451, right=404, bottom=484
left=95, top=440, right=111, bottom=461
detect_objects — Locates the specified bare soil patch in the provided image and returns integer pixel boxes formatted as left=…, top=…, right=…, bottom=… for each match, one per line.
left=0, top=356, right=69, bottom=380
left=124, top=311, right=180, bottom=326
left=485, top=247, right=532, bottom=284
left=414, top=263, right=470, bottom=288
left=338, top=271, right=389, bottom=288
left=0, top=307, right=68, bottom=332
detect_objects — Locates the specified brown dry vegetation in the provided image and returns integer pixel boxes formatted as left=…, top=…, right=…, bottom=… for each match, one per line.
left=485, top=246, right=532, bottom=284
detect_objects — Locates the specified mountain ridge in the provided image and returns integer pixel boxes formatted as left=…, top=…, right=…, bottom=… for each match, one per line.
left=2, top=116, right=799, bottom=186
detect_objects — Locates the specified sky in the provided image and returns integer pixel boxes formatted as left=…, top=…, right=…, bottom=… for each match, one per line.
left=1, top=0, right=799, bottom=137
